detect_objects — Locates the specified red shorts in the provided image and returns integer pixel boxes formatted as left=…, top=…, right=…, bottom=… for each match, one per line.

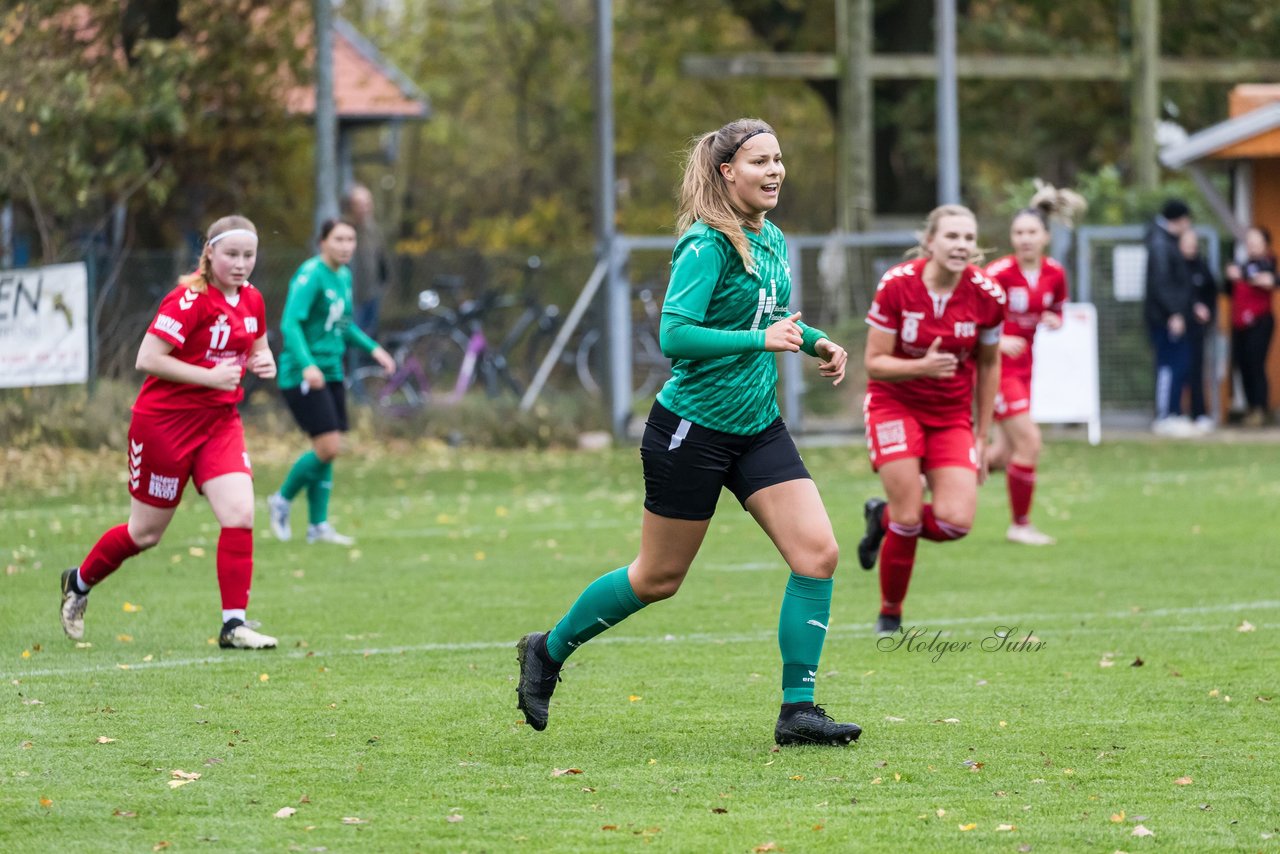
left=863, top=394, right=977, bottom=472
left=126, top=406, right=252, bottom=508
left=995, top=357, right=1032, bottom=422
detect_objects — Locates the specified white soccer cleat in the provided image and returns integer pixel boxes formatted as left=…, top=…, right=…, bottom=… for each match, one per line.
left=219, top=619, right=277, bottom=650
left=1006, top=524, right=1057, bottom=546
left=59, top=568, right=88, bottom=640
left=267, top=493, right=292, bottom=541
left=307, top=522, right=354, bottom=546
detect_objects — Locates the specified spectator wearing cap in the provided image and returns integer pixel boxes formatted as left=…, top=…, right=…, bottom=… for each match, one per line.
left=1143, top=199, right=1196, bottom=436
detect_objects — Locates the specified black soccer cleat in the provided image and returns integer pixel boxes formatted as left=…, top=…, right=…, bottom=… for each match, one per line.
left=874, top=612, right=901, bottom=635
left=516, top=631, right=561, bottom=731
left=857, top=498, right=888, bottom=570
left=774, top=704, right=862, bottom=747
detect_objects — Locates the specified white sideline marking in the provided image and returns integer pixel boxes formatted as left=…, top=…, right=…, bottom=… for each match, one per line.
left=6, top=599, right=1277, bottom=681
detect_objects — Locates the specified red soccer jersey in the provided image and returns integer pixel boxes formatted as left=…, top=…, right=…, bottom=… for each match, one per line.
left=133, top=281, right=267, bottom=414
left=865, top=258, right=1007, bottom=425
left=985, top=255, right=1068, bottom=342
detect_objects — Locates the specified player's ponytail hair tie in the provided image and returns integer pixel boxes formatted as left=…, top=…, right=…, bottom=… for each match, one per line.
left=722, top=127, right=772, bottom=164
left=208, top=228, right=258, bottom=247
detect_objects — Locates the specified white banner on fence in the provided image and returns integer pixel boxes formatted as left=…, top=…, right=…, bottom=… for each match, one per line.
left=1030, top=301, right=1101, bottom=445
left=0, top=262, right=90, bottom=388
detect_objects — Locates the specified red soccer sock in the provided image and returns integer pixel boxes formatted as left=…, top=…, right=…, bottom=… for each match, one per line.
left=921, top=504, right=970, bottom=542
left=216, top=528, right=254, bottom=611
left=79, top=524, right=143, bottom=587
left=878, top=520, right=921, bottom=617
left=1006, top=462, right=1036, bottom=526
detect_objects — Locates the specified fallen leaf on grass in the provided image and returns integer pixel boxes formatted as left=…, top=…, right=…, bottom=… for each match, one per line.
left=166, top=780, right=194, bottom=790
left=812, top=824, right=824, bottom=832
left=39, top=797, right=52, bottom=808
left=1236, top=620, right=1255, bottom=633
left=171, top=770, right=201, bottom=781
left=996, top=824, right=1016, bottom=831
left=1208, top=689, right=1219, bottom=698
left=753, top=843, right=780, bottom=853
left=884, top=715, right=905, bottom=722
left=1130, top=657, right=1144, bottom=667
left=1111, top=811, right=1126, bottom=822
left=935, top=718, right=961, bottom=724
left=340, top=817, right=367, bottom=825
left=790, top=775, right=804, bottom=781
left=1258, top=696, right=1272, bottom=703
left=21, top=698, right=43, bottom=705
left=1174, top=776, right=1192, bottom=786
left=1099, top=655, right=1115, bottom=668
left=628, top=695, right=642, bottom=702
left=188, top=547, right=205, bottom=558
left=259, top=673, right=269, bottom=682
left=153, top=843, right=170, bottom=851
left=21, top=650, right=30, bottom=659
left=274, top=807, right=296, bottom=819
left=96, top=737, right=116, bottom=744
left=117, top=635, right=133, bottom=643
left=75, top=642, right=92, bottom=649
left=123, top=602, right=141, bottom=613
left=601, top=825, right=618, bottom=831
left=870, top=777, right=882, bottom=785
left=446, top=814, right=464, bottom=823
left=20, top=741, right=32, bottom=749
left=113, top=810, right=137, bottom=818
left=711, top=807, right=728, bottom=814
left=551, top=768, right=583, bottom=777
left=1131, top=825, right=1154, bottom=837
left=958, top=823, right=977, bottom=831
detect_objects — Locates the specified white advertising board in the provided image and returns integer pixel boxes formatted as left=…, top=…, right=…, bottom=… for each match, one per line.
left=1030, top=301, right=1101, bottom=444
left=0, top=263, right=90, bottom=388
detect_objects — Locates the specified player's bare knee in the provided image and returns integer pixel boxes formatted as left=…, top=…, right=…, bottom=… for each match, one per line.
left=635, top=574, right=683, bottom=602
left=130, top=529, right=164, bottom=550
left=801, top=538, right=839, bottom=578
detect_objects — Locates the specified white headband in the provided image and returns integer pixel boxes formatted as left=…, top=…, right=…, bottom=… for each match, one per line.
left=208, top=228, right=258, bottom=246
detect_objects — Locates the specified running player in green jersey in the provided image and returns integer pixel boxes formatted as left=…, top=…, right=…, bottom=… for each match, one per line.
left=516, top=118, right=861, bottom=746
left=267, top=218, right=395, bottom=546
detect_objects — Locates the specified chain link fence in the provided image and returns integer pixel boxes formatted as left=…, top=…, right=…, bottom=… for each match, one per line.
left=70, top=225, right=1217, bottom=430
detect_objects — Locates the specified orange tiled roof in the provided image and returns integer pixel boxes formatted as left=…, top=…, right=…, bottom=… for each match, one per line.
left=287, top=18, right=429, bottom=121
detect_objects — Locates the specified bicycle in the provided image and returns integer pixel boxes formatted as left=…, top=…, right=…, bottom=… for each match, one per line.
left=574, top=284, right=671, bottom=399
left=348, top=257, right=560, bottom=413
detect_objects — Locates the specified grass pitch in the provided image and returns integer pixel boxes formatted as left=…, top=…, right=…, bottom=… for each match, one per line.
left=2, top=437, right=1277, bottom=852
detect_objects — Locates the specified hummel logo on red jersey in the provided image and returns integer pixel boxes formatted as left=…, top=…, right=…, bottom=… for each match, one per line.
left=154, top=314, right=185, bottom=343
left=129, top=439, right=143, bottom=489
left=178, top=288, right=200, bottom=310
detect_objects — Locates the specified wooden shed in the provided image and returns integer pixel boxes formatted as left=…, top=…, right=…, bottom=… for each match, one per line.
left=1161, top=84, right=1280, bottom=414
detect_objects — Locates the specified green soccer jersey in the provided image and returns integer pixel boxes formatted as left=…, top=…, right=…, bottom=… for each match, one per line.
left=277, top=256, right=379, bottom=388
left=656, top=219, right=807, bottom=434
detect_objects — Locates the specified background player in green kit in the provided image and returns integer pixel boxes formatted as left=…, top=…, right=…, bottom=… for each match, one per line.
left=268, top=218, right=395, bottom=546
left=516, top=118, right=860, bottom=746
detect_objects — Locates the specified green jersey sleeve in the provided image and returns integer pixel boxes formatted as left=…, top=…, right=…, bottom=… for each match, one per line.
left=342, top=320, right=379, bottom=355
left=280, top=265, right=322, bottom=370
left=660, top=312, right=765, bottom=359
left=662, top=229, right=730, bottom=322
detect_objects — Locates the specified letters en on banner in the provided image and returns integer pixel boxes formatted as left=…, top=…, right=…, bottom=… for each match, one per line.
left=0, top=263, right=90, bottom=388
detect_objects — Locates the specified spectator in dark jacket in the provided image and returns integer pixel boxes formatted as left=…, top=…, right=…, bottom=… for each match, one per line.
left=1144, top=199, right=1194, bottom=435
left=1180, top=228, right=1218, bottom=432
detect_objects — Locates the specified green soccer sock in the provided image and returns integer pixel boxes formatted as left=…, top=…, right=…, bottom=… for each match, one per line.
left=778, top=572, right=834, bottom=704
left=280, top=451, right=326, bottom=502
left=306, top=460, right=333, bottom=526
left=545, top=566, right=647, bottom=664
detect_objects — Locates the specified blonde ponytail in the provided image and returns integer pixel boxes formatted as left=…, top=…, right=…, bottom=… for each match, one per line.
left=676, top=118, right=776, bottom=273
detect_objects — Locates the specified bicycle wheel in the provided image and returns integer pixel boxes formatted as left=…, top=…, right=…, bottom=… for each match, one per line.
left=575, top=327, right=670, bottom=399
left=409, top=330, right=470, bottom=402
left=351, top=365, right=422, bottom=416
